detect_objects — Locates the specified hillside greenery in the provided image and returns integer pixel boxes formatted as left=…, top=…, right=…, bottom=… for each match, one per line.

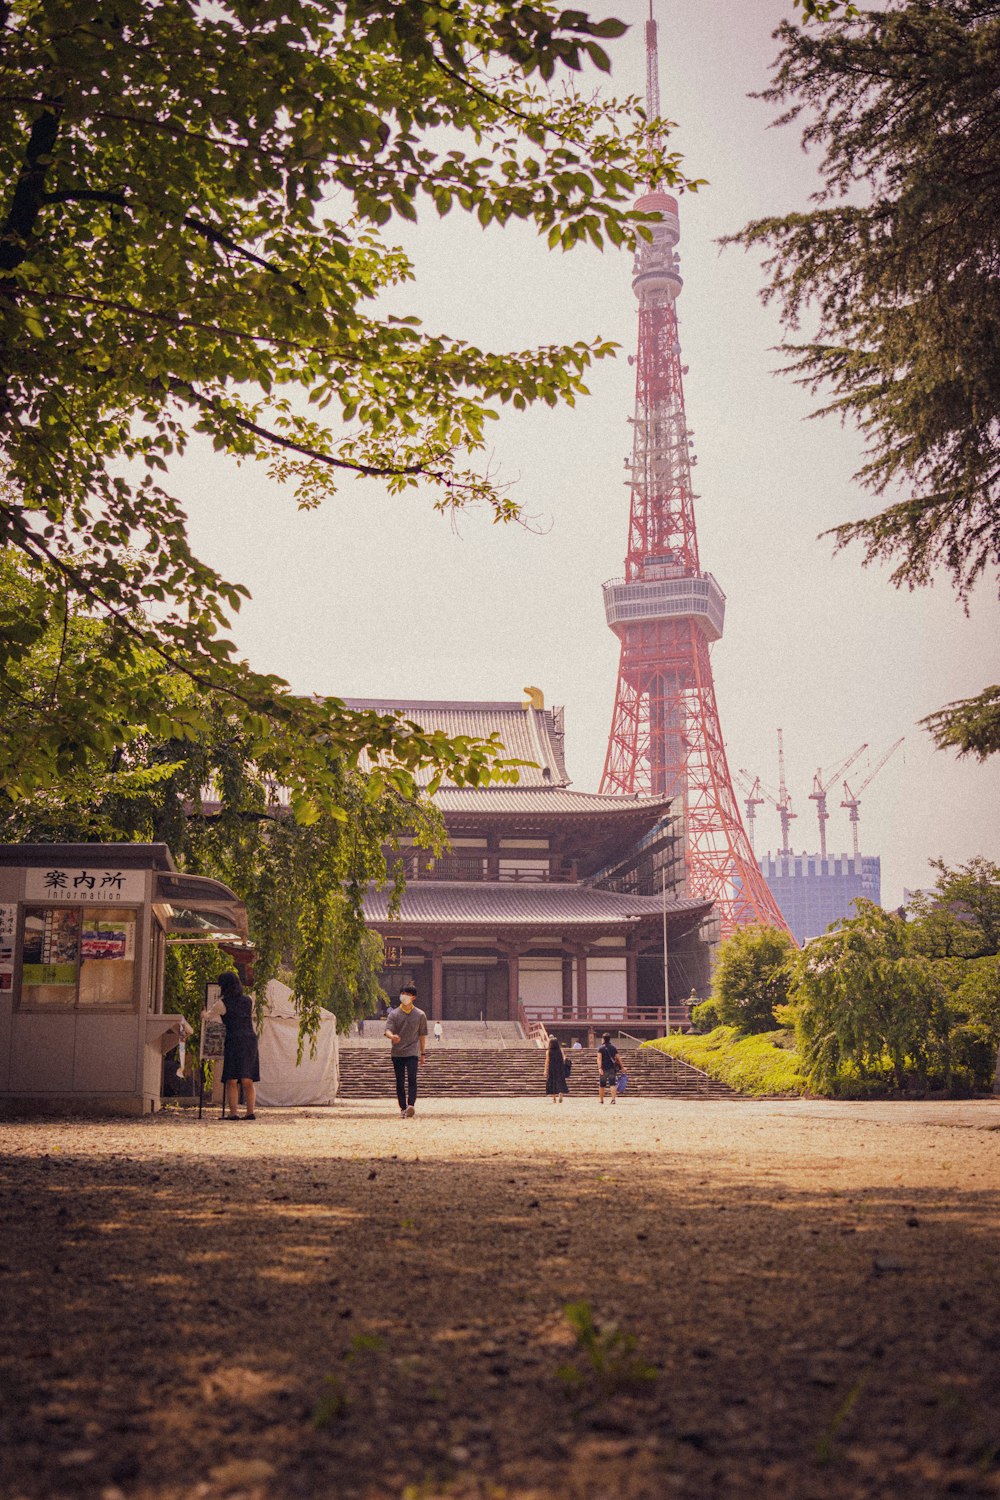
left=646, top=1027, right=808, bottom=1098
left=664, top=860, right=1000, bottom=1097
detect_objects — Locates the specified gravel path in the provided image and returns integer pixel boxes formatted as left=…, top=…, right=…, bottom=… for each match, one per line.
left=1, top=1096, right=998, bottom=1500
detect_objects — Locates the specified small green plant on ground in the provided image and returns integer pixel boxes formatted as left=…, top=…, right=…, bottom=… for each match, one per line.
left=645, top=1027, right=809, bottom=1097
left=556, top=1300, right=658, bottom=1393
left=312, top=1332, right=385, bottom=1428
left=815, top=1371, right=871, bottom=1465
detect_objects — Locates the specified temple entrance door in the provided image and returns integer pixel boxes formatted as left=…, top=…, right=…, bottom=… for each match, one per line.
left=443, top=966, right=488, bottom=1021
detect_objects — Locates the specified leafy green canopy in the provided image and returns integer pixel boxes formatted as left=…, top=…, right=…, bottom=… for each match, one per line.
left=921, top=686, right=1000, bottom=765
left=0, top=546, right=442, bottom=1036
left=791, top=900, right=950, bottom=1092
left=709, top=923, right=796, bottom=1034
left=731, top=2, right=1000, bottom=754
left=908, top=856, right=1000, bottom=960
left=0, top=0, right=692, bottom=796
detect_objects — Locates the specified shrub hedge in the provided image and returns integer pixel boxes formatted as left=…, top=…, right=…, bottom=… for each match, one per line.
left=645, top=1026, right=808, bottom=1097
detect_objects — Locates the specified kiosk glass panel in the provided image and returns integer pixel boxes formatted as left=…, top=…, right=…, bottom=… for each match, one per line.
left=19, top=905, right=139, bottom=1009
left=79, top=908, right=138, bottom=1006
left=20, top=907, right=80, bottom=1007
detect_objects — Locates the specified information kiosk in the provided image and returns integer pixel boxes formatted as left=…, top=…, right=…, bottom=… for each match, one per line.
left=0, top=843, right=249, bottom=1114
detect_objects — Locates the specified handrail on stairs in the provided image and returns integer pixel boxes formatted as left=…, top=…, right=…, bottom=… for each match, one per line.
left=620, top=1031, right=718, bottom=1086
left=518, top=1003, right=548, bottom=1049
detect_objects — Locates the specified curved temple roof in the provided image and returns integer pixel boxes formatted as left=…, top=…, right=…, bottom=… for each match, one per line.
left=344, top=697, right=570, bottom=788
left=432, top=787, right=669, bottom=816
left=364, top=880, right=710, bottom=930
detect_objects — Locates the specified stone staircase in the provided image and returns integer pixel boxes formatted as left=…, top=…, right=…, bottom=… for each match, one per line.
left=347, top=1019, right=529, bottom=1050
left=337, top=1045, right=735, bottom=1100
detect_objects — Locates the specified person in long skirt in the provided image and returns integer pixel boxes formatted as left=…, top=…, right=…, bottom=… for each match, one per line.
left=218, top=971, right=260, bottom=1121
left=544, top=1034, right=569, bottom=1103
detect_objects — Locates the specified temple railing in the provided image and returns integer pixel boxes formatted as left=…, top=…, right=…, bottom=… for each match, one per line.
left=519, top=1003, right=693, bottom=1032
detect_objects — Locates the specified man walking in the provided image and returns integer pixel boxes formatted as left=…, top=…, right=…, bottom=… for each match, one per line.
left=384, top=984, right=428, bottom=1118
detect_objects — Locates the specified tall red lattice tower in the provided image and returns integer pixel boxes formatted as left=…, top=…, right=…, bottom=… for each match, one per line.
left=600, top=6, right=789, bottom=939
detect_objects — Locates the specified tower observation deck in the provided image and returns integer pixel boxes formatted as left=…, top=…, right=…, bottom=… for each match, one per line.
left=600, top=7, right=789, bottom=940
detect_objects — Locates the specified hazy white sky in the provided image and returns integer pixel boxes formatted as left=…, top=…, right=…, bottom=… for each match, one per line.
left=177, top=0, right=998, bottom=907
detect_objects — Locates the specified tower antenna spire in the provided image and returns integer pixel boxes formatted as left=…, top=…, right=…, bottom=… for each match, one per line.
left=645, top=2, right=662, bottom=187
left=600, top=6, right=791, bottom=941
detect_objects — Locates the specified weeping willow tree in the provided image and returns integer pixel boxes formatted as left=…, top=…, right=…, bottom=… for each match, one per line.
left=790, top=901, right=950, bottom=1092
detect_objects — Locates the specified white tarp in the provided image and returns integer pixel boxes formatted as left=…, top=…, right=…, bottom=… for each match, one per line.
left=255, top=981, right=339, bottom=1107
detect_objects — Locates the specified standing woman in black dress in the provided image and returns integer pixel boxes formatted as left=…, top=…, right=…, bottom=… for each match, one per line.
left=219, top=971, right=260, bottom=1121
left=543, top=1034, right=569, bottom=1104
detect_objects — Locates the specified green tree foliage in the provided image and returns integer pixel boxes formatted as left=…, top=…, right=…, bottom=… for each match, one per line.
left=689, top=997, right=720, bottom=1034
left=954, top=956, right=1000, bottom=1037
left=931, top=955, right=1000, bottom=1091
left=710, top=924, right=796, bottom=1034
left=0, top=535, right=517, bottom=813
left=791, top=901, right=949, bottom=1092
left=0, top=0, right=692, bottom=796
left=731, top=2, right=1000, bottom=754
left=1, top=555, right=443, bottom=1036
left=164, top=943, right=237, bottom=1041
left=909, top=857, right=1000, bottom=959
left=921, top=685, right=1000, bottom=763
left=909, top=858, right=1000, bottom=1090
left=794, top=1, right=859, bottom=16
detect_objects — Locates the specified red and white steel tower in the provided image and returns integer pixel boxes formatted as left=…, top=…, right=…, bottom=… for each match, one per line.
left=600, top=6, right=790, bottom=939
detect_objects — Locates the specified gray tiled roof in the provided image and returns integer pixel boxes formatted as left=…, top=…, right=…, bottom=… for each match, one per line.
left=433, top=788, right=670, bottom=817
left=343, top=698, right=570, bottom=787
left=364, top=881, right=710, bottom=927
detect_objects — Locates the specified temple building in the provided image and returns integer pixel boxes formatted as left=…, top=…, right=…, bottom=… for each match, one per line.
left=351, top=692, right=713, bottom=1033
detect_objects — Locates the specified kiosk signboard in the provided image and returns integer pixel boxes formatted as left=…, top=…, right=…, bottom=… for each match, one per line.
left=24, top=867, right=145, bottom=904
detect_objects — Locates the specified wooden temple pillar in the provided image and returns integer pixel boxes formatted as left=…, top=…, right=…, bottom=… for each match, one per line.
left=561, top=955, right=574, bottom=1018
left=506, top=948, right=520, bottom=1022
left=430, top=947, right=444, bottom=1022
left=625, top=946, right=638, bottom=1017
left=575, top=948, right=589, bottom=1021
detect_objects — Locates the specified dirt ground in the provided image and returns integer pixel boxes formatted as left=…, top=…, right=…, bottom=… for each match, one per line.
left=1, top=1095, right=999, bottom=1500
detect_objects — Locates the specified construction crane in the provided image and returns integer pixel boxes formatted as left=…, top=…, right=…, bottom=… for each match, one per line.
left=734, top=772, right=765, bottom=853
left=735, top=750, right=796, bottom=857
left=774, top=728, right=797, bottom=856
left=808, top=743, right=868, bottom=861
left=840, top=737, right=905, bottom=857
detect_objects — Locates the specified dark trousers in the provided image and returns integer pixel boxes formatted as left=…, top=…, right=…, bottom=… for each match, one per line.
left=392, top=1055, right=419, bottom=1110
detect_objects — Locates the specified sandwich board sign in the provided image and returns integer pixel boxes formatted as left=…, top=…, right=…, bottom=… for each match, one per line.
left=198, top=982, right=226, bottom=1118
left=200, top=983, right=226, bottom=1061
